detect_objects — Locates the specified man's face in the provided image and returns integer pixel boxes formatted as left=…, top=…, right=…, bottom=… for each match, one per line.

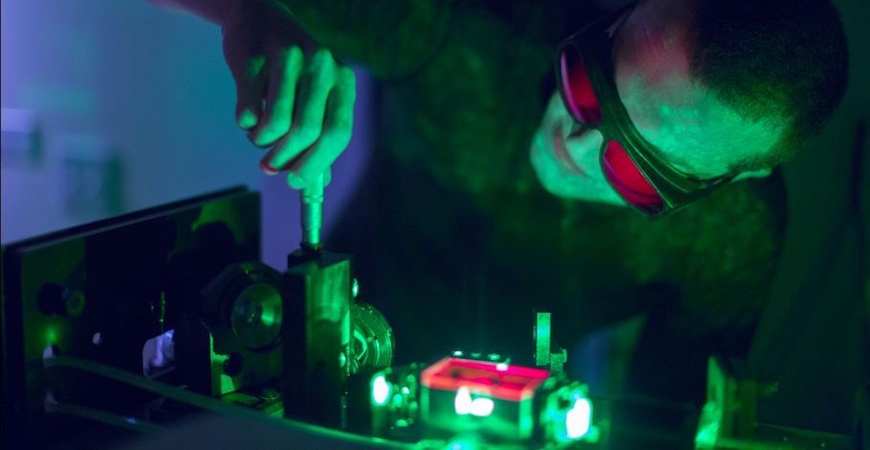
left=530, top=0, right=783, bottom=206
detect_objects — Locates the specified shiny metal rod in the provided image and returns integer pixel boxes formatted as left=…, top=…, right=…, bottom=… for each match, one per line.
left=300, top=172, right=325, bottom=251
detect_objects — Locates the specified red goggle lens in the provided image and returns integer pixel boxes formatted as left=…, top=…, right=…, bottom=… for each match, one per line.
left=602, top=140, right=664, bottom=215
left=559, top=48, right=602, bottom=125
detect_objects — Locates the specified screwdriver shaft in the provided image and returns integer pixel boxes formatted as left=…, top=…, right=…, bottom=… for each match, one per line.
left=300, top=173, right=325, bottom=251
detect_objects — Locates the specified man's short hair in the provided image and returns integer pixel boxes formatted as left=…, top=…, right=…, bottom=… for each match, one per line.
left=688, top=0, right=849, bottom=170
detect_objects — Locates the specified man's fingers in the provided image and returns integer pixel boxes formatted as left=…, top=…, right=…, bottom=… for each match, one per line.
left=250, top=45, right=304, bottom=147
left=234, top=55, right=266, bottom=130
left=286, top=66, right=356, bottom=188
left=288, top=166, right=332, bottom=190
left=260, top=48, right=338, bottom=172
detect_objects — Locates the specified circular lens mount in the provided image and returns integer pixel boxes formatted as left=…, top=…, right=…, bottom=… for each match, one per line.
left=200, top=261, right=285, bottom=353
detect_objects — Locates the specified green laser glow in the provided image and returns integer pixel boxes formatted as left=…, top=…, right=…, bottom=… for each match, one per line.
left=447, top=436, right=484, bottom=450
left=259, top=307, right=277, bottom=327
left=372, top=375, right=390, bottom=406
left=454, top=387, right=495, bottom=417
left=470, top=398, right=494, bottom=417
left=566, top=398, right=592, bottom=439
left=45, top=326, right=58, bottom=345
left=455, top=387, right=472, bottom=415
left=543, top=383, right=596, bottom=443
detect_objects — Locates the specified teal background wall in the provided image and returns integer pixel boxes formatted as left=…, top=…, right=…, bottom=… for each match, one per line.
left=0, top=0, right=375, bottom=269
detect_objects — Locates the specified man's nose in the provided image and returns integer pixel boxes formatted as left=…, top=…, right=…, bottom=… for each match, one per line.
left=565, top=124, right=605, bottom=157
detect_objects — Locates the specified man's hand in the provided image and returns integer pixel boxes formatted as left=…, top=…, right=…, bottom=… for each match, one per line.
left=222, top=1, right=356, bottom=189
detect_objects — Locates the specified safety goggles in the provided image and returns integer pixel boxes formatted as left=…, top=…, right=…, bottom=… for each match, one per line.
left=556, top=5, right=736, bottom=216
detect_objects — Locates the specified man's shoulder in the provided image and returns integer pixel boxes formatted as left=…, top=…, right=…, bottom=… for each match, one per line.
left=664, top=173, right=786, bottom=248
left=654, top=172, right=788, bottom=276
left=691, top=171, right=787, bottom=235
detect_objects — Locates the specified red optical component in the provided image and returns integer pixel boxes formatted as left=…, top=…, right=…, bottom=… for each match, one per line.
left=560, top=48, right=602, bottom=125
left=602, top=140, right=664, bottom=214
left=421, top=357, right=551, bottom=403
left=420, top=357, right=553, bottom=441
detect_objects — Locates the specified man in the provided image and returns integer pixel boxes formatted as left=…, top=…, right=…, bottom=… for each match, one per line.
left=151, top=0, right=849, bottom=401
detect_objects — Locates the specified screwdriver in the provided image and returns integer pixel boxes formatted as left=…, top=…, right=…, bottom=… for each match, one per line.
left=300, top=172, right=325, bottom=252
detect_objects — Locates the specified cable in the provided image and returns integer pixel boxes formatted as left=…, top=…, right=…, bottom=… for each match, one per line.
left=42, top=355, right=410, bottom=448
left=43, top=395, right=166, bottom=434
left=43, top=355, right=248, bottom=418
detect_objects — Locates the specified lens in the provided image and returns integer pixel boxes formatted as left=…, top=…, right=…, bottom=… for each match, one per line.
left=230, top=283, right=283, bottom=352
left=559, top=47, right=602, bottom=124
left=602, top=140, right=664, bottom=215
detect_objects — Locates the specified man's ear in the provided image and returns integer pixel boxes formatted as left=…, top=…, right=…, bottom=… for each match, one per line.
left=732, top=167, right=772, bottom=181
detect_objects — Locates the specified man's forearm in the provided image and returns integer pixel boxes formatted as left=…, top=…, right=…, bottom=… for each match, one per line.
left=148, top=0, right=237, bottom=25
